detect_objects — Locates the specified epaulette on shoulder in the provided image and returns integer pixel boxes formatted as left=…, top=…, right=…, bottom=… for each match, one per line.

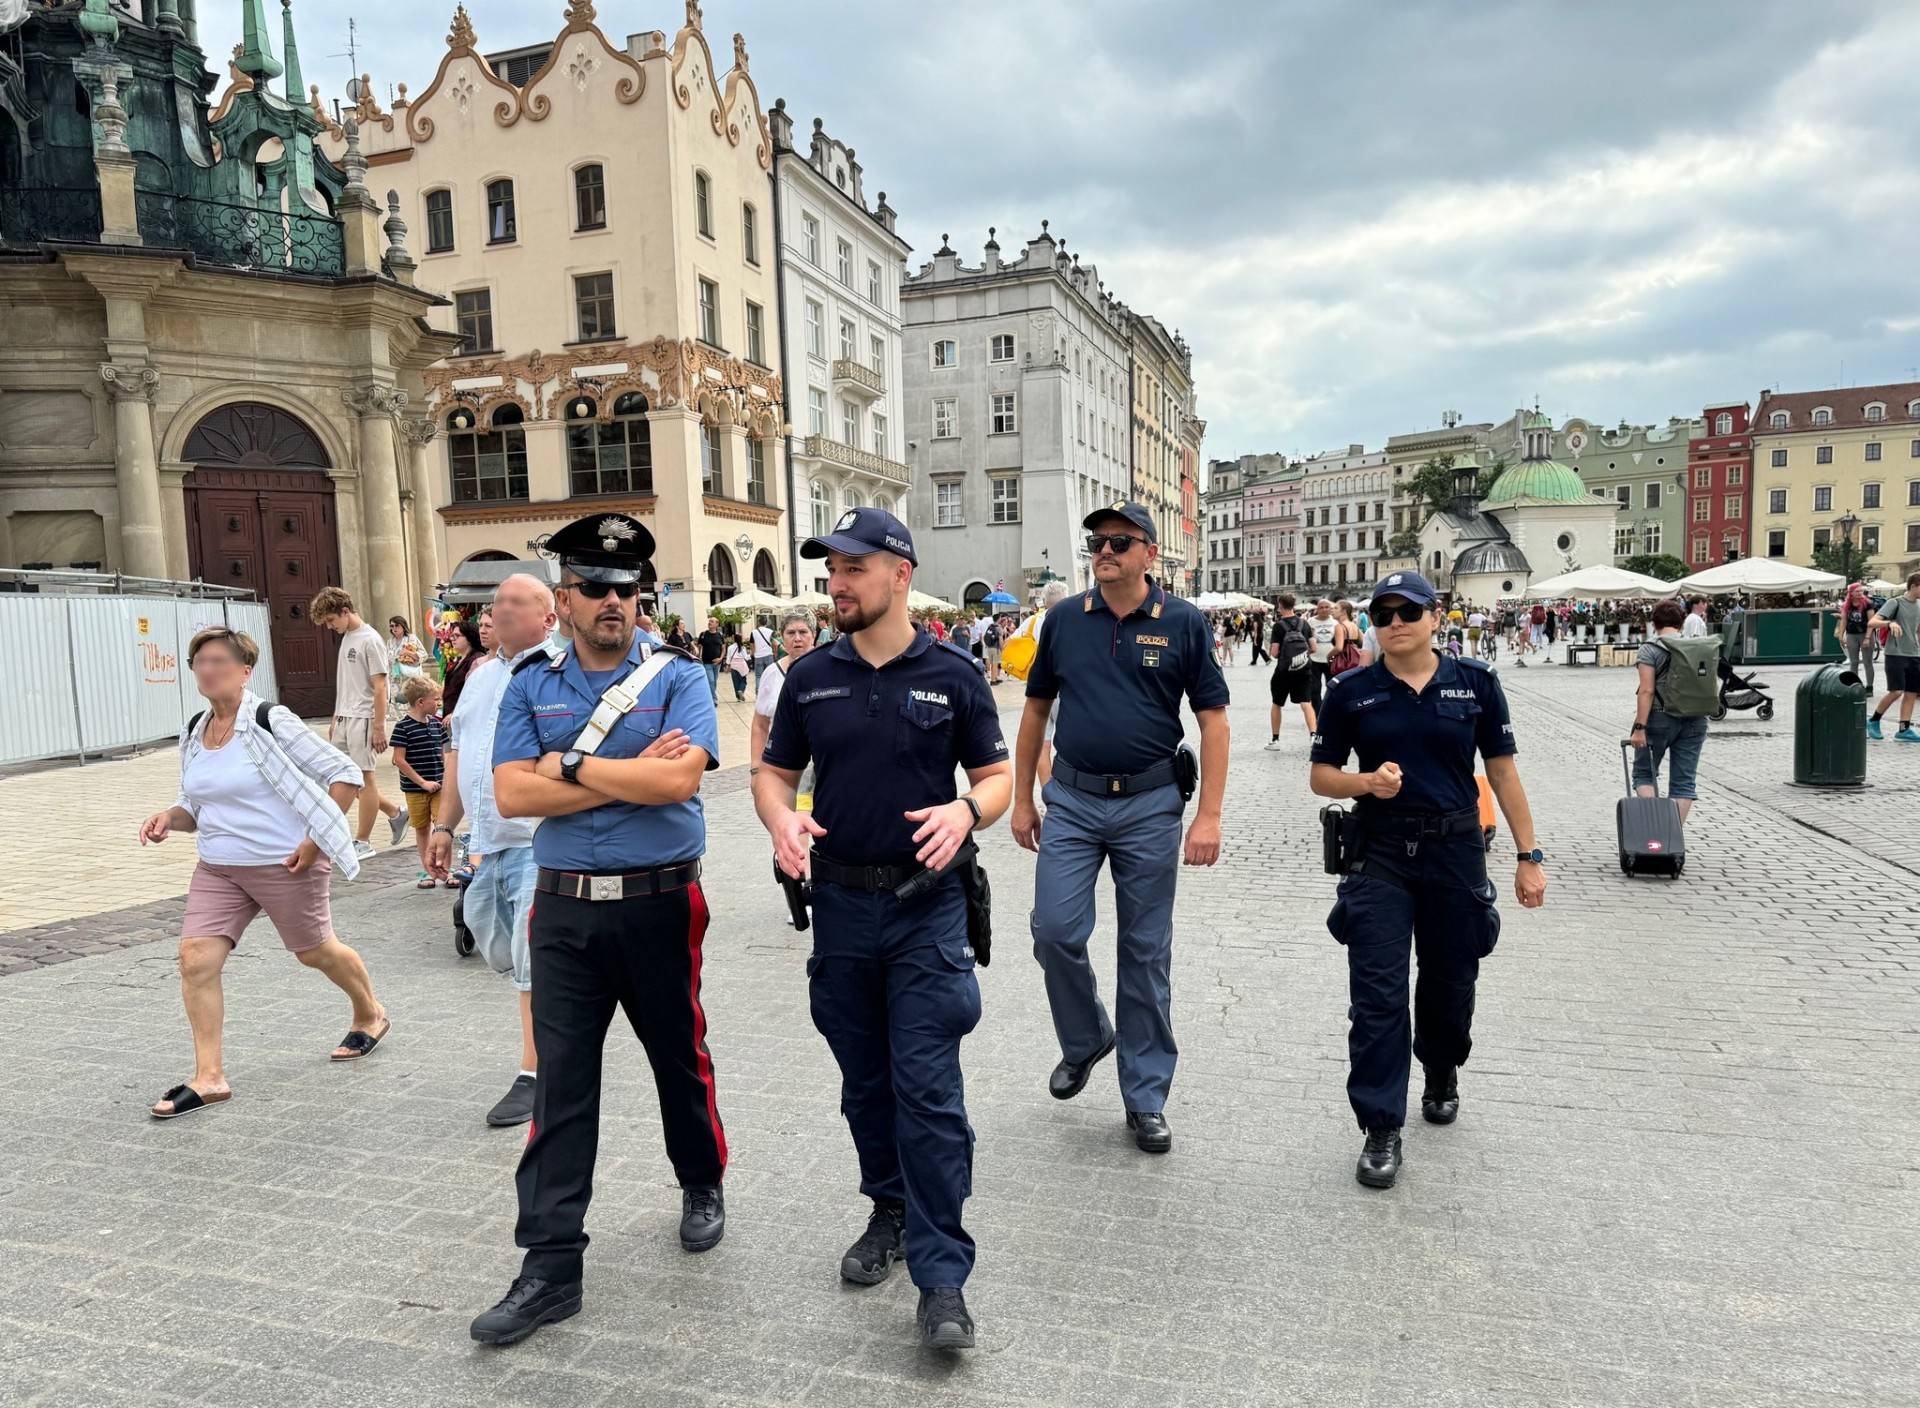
left=656, top=642, right=699, bottom=664
left=1456, top=654, right=1492, bottom=672
left=515, top=644, right=566, bottom=675
left=936, top=639, right=979, bottom=667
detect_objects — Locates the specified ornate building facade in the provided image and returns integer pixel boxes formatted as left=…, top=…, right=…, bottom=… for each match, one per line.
left=1685, top=399, right=1752, bottom=569
left=1296, top=443, right=1390, bottom=591
left=1129, top=313, right=1198, bottom=592
left=1748, top=380, right=1920, bottom=576
left=1, top=0, right=454, bottom=714
left=327, top=1, right=791, bottom=617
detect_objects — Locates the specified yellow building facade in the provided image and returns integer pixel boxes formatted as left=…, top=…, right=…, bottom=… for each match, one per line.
left=1748, top=382, right=1920, bottom=578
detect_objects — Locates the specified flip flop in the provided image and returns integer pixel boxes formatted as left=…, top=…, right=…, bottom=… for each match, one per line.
left=330, top=1016, right=392, bottom=1061
left=151, top=1083, right=232, bottom=1120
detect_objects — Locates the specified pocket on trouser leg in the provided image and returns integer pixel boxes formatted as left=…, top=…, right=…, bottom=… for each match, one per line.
left=931, top=935, right=983, bottom=1039
left=1467, top=879, right=1501, bottom=958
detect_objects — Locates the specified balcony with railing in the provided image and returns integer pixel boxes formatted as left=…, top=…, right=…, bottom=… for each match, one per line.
left=804, top=434, right=909, bottom=485
left=0, top=187, right=103, bottom=245
left=831, top=358, right=884, bottom=401
left=137, top=192, right=345, bottom=277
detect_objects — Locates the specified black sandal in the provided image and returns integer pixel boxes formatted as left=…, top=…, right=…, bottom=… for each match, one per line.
left=151, top=1083, right=232, bottom=1120
left=330, top=1017, right=391, bottom=1061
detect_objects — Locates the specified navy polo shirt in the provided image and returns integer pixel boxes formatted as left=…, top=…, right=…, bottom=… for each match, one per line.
left=492, top=638, right=720, bottom=871
left=1309, top=652, right=1516, bottom=815
left=1026, top=578, right=1228, bottom=776
left=763, top=627, right=1007, bottom=866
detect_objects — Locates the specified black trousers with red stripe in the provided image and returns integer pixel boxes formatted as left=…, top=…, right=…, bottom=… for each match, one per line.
left=515, top=881, right=727, bottom=1283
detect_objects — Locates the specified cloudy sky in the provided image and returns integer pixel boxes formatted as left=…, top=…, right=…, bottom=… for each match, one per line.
left=279, top=0, right=1920, bottom=464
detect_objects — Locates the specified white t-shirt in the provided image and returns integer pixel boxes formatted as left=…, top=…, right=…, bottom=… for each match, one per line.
left=449, top=649, right=543, bottom=855
left=1309, top=615, right=1339, bottom=662
left=1681, top=613, right=1708, bottom=638
left=1467, top=612, right=1486, bottom=629
left=334, top=622, right=387, bottom=718
left=755, top=658, right=788, bottom=718
left=751, top=625, right=775, bottom=660
left=184, top=735, right=310, bottom=866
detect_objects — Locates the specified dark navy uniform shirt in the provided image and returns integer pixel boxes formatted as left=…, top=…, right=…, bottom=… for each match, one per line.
left=763, top=627, right=1007, bottom=866
left=1310, top=652, right=1516, bottom=816
left=493, top=637, right=719, bottom=871
left=1025, top=578, right=1228, bottom=775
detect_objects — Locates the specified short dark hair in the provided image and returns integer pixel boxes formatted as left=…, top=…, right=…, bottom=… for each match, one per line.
left=187, top=627, right=260, bottom=668
left=1277, top=592, right=1296, bottom=610
left=1686, top=597, right=1707, bottom=610
left=453, top=619, right=483, bottom=653
left=1652, top=600, right=1687, bottom=630
left=1908, top=571, right=1920, bottom=589
left=388, top=615, right=411, bottom=634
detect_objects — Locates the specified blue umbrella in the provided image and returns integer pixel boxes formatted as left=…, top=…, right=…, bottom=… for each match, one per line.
left=981, top=590, right=1019, bottom=605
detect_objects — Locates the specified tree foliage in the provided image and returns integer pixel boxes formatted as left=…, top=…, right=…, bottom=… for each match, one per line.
left=1619, top=552, right=1689, bottom=582
left=1811, top=538, right=1873, bottom=584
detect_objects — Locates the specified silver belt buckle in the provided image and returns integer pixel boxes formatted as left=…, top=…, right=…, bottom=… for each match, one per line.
left=589, top=875, right=623, bottom=902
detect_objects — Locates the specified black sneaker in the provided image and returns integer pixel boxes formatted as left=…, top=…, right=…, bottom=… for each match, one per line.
left=470, top=1275, right=582, bottom=1346
left=1420, top=1064, right=1459, bottom=1125
left=1355, top=1127, right=1402, bottom=1189
left=840, top=1199, right=906, bottom=1285
left=486, top=1073, right=536, bottom=1127
left=917, top=1286, right=975, bottom=1351
left=680, top=1184, right=725, bottom=1252
left=1125, top=1110, right=1173, bottom=1154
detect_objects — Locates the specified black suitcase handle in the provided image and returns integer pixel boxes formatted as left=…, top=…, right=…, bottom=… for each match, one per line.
left=1620, top=737, right=1659, bottom=798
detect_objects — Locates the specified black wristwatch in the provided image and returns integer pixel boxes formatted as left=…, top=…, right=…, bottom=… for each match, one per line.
left=560, top=749, right=586, bottom=784
left=959, top=795, right=982, bottom=829
left=1516, top=847, right=1544, bottom=865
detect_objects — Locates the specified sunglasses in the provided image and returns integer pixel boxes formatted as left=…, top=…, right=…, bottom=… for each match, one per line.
left=1374, top=601, right=1431, bottom=625
left=563, top=579, right=639, bottom=600
left=1086, top=533, right=1146, bottom=554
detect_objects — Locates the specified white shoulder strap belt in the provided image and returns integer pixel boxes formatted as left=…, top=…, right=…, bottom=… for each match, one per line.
left=572, top=647, right=674, bottom=756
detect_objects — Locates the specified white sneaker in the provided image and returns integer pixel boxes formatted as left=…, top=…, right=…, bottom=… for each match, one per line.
left=1264, top=739, right=1281, bottom=750
left=353, top=839, right=376, bottom=859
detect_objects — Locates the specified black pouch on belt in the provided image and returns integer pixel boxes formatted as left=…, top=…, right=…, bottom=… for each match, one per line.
left=1172, top=743, right=1199, bottom=802
left=957, top=843, right=992, bottom=967
left=1320, top=804, right=1363, bottom=875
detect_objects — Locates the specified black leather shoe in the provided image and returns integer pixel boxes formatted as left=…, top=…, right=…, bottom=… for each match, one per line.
left=1355, top=1127, right=1402, bottom=1189
left=917, top=1287, right=975, bottom=1351
left=1420, top=1065, right=1459, bottom=1125
left=1125, top=1110, right=1173, bottom=1154
left=841, top=1199, right=906, bottom=1285
left=470, top=1275, right=582, bottom=1346
left=486, top=1073, right=536, bottom=1127
left=1048, top=1035, right=1116, bottom=1100
left=679, top=1184, right=725, bottom=1252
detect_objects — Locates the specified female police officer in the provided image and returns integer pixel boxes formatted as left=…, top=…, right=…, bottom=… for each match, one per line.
left=753, top=507, right=1011, bottom=1352
left=1308, top=571, right=1546, bottom=1189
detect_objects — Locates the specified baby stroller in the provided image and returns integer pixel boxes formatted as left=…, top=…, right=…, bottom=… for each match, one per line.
left=446, top=832, right=477, bottom=957
left=1712, top=659, right=1774, bottom=722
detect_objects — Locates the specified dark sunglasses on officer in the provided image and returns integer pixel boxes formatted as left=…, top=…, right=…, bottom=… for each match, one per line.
left=562, top=578, right=639, bottom=600
left=1373, top=598, right=1431, bottom=625
left=1085, top=531, right=1148, bottom=555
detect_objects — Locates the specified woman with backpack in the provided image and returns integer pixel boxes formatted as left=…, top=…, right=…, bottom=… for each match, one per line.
left=1629, top=599, right=1715, bottom=823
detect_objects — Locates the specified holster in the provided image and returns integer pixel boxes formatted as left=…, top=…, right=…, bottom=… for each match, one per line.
left=1172, top=743, right=1199, bottom=803
left=1320, top=804, right=1364, bottom=875
left=957, top=844, right=992, bottom=967
left=775, top=858, right=811, bottom=932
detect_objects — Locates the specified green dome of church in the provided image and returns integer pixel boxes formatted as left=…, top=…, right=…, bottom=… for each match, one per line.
left=1481, top=458, right=1590, bottom=507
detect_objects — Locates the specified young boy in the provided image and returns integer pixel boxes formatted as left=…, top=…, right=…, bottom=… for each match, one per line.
left=389, top=676, right=448, bottom=887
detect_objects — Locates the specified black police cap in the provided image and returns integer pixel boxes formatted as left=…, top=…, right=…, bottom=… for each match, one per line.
left=544, top=512, right=656, bottom=585
left=802, top=505, right=917, bottom=565
left=1083, top=499, right=1157, bottom=544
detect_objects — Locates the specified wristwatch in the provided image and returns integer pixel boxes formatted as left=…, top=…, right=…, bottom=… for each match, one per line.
left=559, top=749, right=586, bottom=784
left=959, top=795, right=983, bottom=829
left=430, top=824, right=456, bottom=838
left=1516, top=847, right=1544, bottom=864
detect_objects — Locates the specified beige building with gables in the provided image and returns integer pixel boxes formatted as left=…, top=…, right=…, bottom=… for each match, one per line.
left=324, top=0, right=791, bottom=616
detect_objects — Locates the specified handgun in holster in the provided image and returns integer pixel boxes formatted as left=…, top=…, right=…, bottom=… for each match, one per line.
left=775, top=858, right=811, bottom=932
left=890, top=839, right=992, bottom=967
left=1320, top=804, right=1363, bottom=876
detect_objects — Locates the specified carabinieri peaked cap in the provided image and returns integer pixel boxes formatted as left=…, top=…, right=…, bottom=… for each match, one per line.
left=543, top=512, right=656, bottom=585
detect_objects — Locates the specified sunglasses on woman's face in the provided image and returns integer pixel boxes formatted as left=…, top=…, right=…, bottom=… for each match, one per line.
left=1086, top=533, right=1145, bottom=555
left=1375, top=600, right=1430, bottom=625
left=564, top=579, right=639, bottom=600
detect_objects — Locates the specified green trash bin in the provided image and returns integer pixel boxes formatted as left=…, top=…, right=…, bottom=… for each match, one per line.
left=1792, top=665, right=1867, bottom=787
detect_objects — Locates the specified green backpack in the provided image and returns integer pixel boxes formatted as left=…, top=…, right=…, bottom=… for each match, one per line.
left=1654, top=635, right=1722, bottom=717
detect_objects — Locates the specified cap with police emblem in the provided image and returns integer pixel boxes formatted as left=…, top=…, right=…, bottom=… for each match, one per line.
left=801, top=505, right=917, bottom=565
left=1083, top=499, right=1158, bottom=544
left=543, top=511, right=656, bottom=585
left=1368, top=570, right=1439, bottom=609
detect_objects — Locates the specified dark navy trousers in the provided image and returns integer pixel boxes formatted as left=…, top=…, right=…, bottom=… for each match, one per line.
left=809, top=874, right=982, bottom=1290
left=1327, top=832, right=1501, bottom=1131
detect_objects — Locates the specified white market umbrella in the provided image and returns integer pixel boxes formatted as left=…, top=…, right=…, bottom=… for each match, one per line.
left=1523, top=565, right=1674, bottom=600
left=908, top=589, right=957, bottom=611
left=782, top=589, right=833, bottom=608
left=711, top=587, right=789, bottom=612
left=1671, top=559, right=1845, bottom=596
left=1192, top=591, right=1233, bottom=609
left=1863, top=578, right=1901, bottom=595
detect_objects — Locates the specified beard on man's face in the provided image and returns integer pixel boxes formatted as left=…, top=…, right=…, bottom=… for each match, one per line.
left=833, top=580, right=893, bottom=634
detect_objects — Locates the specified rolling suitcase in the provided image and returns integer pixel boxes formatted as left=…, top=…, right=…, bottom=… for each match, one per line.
left=1617, top=740, right=1685, bottom=877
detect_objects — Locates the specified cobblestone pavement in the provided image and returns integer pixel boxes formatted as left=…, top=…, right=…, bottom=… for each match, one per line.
left=2, top=659, right=1915, bottom=1407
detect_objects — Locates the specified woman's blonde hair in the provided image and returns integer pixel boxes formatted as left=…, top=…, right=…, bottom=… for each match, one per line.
left=187, top=627, right=260, bottom=668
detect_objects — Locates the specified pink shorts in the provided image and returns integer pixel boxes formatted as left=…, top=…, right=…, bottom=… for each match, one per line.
left=182, top=860, right=335, bottom=953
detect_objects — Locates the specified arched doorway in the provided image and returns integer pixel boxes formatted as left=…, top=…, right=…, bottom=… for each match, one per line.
left=752, top=549, right=778, bottom=592
left=183, top=402, right=340, bottom=716
left=961, top=579, right=991, bottom=610
left=707, top=543, right=737, bottom=599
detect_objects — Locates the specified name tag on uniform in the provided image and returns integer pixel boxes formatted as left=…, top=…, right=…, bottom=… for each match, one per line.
left=798, top=686, right=850, bottom=704
left=1136, top=634, right=1169, bottom=647
left=1440, top=688, right=1474, bottom=701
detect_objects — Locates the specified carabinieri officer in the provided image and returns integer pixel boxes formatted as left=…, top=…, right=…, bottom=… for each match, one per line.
left=1308, top=570, right=1547, bottom=1190
left=753, top=506, right=1011, bottom=1353
left=1012, top=500, right=1229, bottom=1155
left=470, top=512, right=727, bottom=1347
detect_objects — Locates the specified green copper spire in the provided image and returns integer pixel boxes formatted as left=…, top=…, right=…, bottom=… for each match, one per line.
left=238, top=0, right=285, bottom=81
left=280, top=0, right=305, bottom=102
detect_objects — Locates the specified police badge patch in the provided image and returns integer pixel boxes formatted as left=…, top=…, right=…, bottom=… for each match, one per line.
left=836, top=511, right=859, bottom=531
left=597, top=517, right=637, bottom=552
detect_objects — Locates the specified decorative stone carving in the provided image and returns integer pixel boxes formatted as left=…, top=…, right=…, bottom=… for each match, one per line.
left=401, top=417, right=437, bottom=446
left=99, top=363, right=159, bottom=402
left=342, top=383, right=408, bottom=419
left=382, top=189, right=412, bottom=266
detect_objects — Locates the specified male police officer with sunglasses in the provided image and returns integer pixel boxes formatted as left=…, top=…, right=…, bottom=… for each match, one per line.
left=1309, top=571, right=1546, bottom=1190
left=470, top=512, right=728, bottom=1347
left=1012, top=501, right=1229, bottom=1155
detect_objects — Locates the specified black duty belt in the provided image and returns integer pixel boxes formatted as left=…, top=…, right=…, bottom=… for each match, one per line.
left=1053, top=757, right=1177, bottom=798
left=536, top=860, right=702, bottom=901
left=809, top=852, right=919, bottom=893
left=1357, top=807, right=1482, bottom=839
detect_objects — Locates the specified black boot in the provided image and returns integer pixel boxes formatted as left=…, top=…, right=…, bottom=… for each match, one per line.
left=470, top=1276, right=583, bottom=1346
left=917, top=1287, right=976, bottom=1351
left=1421, top=1065, right=1459, bottom=1125
left=1048, top=1034, right=1116, bottom=1100
left=841, top=1198, right=907, bottom=1285
left=679, top=1184, right=725, bottom=1252
left=1125, top=1110, right=1173, bottom=1154
left=1355, top=1127, right=1402, bottom=1189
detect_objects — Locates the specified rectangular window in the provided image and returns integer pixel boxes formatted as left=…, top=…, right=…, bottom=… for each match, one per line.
left=839, top=318, right=856, bottom=362
left=871, top=412, right=887, bottom=457
left=486, top=179, right=516, bottom=244
left=1644, top=482, right=1662, bottom=509
left=574, top=272, right=615, bottom=341
left=1770, top=448, right=1787, bottom=467
left=1911, top=480, right=1920, bottom=506
left=1863, top=482, right=1881, bottom=509
left=802, top=212, right=820, bottom=264
left=1911, top=524, right=1920, bottom=553
left=574, top=164, right=606, bottom=231
left=701, top=423, right=721, bottom=494
left=1692, top=534, right=1709, bottom=563
left=1860, top=524, right=1880, bottom=553
left=697, top=278, right=720, bottom=346
left=694, top=171, right=712, bottom=239
left=1614, top=526, right=1635, bottom=556
left=1694, top=466, right=1712, bottom=489
left=990, top=333, right=1015, bottom=362
left=991, top=476, right=1020, bottom=523
left=746, top=437, right=766, bottom=504
left=837, top=238, right=854, bottom=285
left=449, top=424, right=529, bottom=503
left=933, top=397, right=956, bottom=438
left=867, top=260, right=882, bottom=304
left=745, top=301, right=765, bottom=365
left=566, top=404, right=652, bottom=498
left=1812, top=527, right=1831, bottom=551
left=1768, top=530, right=1786, bottom=557
left=1725, top=495, right=1742, bottom=519
left=453, top=288, right=492, bottom=354
left=425, top=190, right=455, bottom=253
left=807, top=388, right=826, bottom=436
left=1692, top=496, right=1711, bottom=522
left=1814, top=485, right=1833, bottom=512
left=805, top=300, right=824, bottom=358
left=1865, top=441, right=1882, bottom=462
left=935, top=480, right=963, bottom=527
left=1817, top=445, right=1833, bottom=465
left=1643, top=522, right=1662, bottom=554
left=869, top=334, right=884, bottom=375
left=1728, top=465, right=1743, bottom=486
left=1615, top=484, right=1632, bottom=507
left=842, top=400, right=860, bottom=445
left=990, top=392, right=1017, bottom=434
left=742, top=203, right=759, bottom=265
left=932, top=340, right=957, bottom=369
left=1911, top=440, right=1920, bottom=458
left=1769, top=488, right=1788, bottom=514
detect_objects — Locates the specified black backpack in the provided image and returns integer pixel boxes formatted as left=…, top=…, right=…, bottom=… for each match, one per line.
left=188, top=702, right=277, bottom=735
left=1276, top=616, right=1310, bottom=669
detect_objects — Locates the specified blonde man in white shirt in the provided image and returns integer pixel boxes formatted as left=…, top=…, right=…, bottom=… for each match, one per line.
left=310, top=586, right=407, bottom=855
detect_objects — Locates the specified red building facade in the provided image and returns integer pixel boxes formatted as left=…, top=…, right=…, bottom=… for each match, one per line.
left=1686, top=399, right=1753, bottom=568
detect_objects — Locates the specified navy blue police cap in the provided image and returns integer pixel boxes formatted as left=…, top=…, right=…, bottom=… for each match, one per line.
left=1369, top=570, right=1439, bottom=609
left=802, top=505, right=917, bottom=566
left=1083, top=498, right=1157, bottom=544
left=544, top=511, right=655, bottom=585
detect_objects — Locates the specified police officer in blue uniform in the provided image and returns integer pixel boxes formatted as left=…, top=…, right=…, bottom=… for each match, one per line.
left=1012, top=501, right=1229, bottom=1154
left=470, top=513, right=728, bottom=1346
left=753, top=507, right=1011, bottom=1352
left=1309, top=570, right=1547, bottom=1189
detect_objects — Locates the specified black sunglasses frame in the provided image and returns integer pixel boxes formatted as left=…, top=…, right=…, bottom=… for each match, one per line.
left=1086, top=533, right=1147, bottom=554
left=563, top=579, right=640, bottom=600
left=1374, top=601, right=1431, bottom=625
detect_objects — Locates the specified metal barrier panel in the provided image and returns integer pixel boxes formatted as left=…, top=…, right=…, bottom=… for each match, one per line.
left=0, top=597, right=83, bottom=763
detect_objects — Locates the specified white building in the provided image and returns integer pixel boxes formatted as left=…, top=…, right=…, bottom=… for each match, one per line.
left=1202, top=458, right=1245, bottom=592
left=901, top=225, right=1134, bottom=608
left=768, top=101, right=912, bottom=592
left=1297, top=443, right=1391, bottom=592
